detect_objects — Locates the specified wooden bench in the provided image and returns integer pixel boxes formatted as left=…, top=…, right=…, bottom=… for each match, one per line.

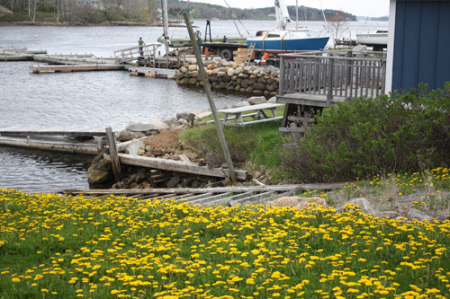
left=213, top=103, right=284, bottom=126
left=206, top=112, right=258, bottom=123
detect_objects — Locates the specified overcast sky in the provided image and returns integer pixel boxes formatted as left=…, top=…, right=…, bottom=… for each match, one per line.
left=187, top=0, right=390, bottom=18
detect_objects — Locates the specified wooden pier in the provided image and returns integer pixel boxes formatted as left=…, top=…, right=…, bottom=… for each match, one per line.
left=0, top=55, right=34, bottom=61
left=0, top=130, right=105, bottom=155
left=29, top=64, right=125, bottom=73
left=128, top=66, right=178, bottom=78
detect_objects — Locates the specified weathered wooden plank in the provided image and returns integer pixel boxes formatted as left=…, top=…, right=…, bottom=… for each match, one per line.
left=105, top=127, right=122, bottom=182
left=0, top=130, right=105, bottom=137
left=0, top=135, right=99, bottom=154
left=65, top=183, right=346, bottom=197
left=65, top=185, right=303, bottom=196
left=223, top=116, right=283, bottom=126
left=104, top=153, right=249, bottom=180
left=0, top=55, right=34, bottom=61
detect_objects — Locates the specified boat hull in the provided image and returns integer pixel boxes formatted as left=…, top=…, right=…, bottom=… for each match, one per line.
left=247, top=36, right=329, bottom=52
left=355, top=33, right=388, bottom=46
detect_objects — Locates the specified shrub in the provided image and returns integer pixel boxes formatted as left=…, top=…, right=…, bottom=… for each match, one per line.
left=280, top=83, right=450, bottom=183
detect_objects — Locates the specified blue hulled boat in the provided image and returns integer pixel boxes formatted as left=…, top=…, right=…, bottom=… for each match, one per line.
left=247, top=0, right=329, bottom=53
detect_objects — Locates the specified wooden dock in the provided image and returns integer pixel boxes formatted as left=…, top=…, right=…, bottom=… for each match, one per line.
left=0, top=55, right=34, bottom=61
left=29, top=64, right=125, bottom=73
left=0, top=130, right=105, bottom=155
left=128, top=66, right=178, bottom=78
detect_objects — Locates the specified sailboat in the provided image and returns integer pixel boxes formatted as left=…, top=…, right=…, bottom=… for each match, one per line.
left=247, top=0, right=329, bottom=53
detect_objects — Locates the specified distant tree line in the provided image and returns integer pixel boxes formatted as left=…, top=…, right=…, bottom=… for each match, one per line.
left=0, top=0, right=357, bottom=24
left=0, top=0, right=159, bottom=24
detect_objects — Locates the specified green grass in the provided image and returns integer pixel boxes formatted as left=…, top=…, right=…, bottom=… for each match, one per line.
left=0, top=188, right=449, bottom=298
left=180, top=114, right=285, bottom=177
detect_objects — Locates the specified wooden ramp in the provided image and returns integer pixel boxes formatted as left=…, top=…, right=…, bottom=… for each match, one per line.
left=29, top=64, right=125, bottom=73
left=64, top=183, right=345, bottom=206
left=65, top=185, right=300, bottom=206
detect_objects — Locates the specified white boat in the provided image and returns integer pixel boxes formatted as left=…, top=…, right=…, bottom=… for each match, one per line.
left=247, top=0, right=329, bottom=53
left=356, top=29, right=388, bottom=48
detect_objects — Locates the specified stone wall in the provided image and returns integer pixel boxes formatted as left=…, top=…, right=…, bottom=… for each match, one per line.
left=176, top=58, right=280, bottom=97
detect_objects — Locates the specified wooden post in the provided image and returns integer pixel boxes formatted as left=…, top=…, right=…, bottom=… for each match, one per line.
left=326, top=56, right=334, bottom=106
left=279, top=55, right=285, bottom=95
left=105, top=127, right=122, bottom=182
left=183, top=12, right=238, bottom=184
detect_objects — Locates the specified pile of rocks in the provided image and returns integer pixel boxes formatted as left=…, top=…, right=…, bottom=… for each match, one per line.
left=112, top=166, right=226, bottom=189
left=176, top=58, right=280, bottom=97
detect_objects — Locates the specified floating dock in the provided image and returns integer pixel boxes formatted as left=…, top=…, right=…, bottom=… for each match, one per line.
left=0, top=55, right=34, bottom=61
left=0, top=130, right=106, bottom=155
left=29, top=64, right=125, bottom=73
left=128, top=66, right=178, bottom=78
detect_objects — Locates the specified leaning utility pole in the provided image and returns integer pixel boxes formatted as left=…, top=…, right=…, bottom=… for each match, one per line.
left=161, top=0, right=170, bottom=66
left=182, top=12, right=238, bottom=185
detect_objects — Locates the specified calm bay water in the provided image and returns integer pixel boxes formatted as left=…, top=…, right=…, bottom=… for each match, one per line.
left=0, top=20, right=388, bottom=193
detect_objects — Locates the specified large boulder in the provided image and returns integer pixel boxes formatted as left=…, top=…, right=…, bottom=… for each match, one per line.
left=338, top=198, right=376, bottom=215
left=248, top=96, right=267, bottom=105
left=116, top=129, right=145, bottom=142
left=125, top=139, right=144, bottom=155
left=126, top=121, right=158, bottom=132
left=407, top=208, right=432, bottom=221
left=270, top=196, right=327, bottom=210
left=88, top=154, right=114, bottom=185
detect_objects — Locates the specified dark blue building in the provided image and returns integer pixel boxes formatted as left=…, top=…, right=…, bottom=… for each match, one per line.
left=386, top=0, right=450, bottom=92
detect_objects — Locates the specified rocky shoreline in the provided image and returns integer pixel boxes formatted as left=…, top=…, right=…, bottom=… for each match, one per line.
left=87, top=95, right=276, bottom=189
left=269, top=196, right=449, bottom=222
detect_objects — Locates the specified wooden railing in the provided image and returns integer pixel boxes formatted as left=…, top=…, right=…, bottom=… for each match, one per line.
left=279, top=51, right=387, bottom=104
left=114, top=43, right=162, bottom=64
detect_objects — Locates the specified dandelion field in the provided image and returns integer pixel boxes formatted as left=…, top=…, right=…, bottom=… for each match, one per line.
left=0, top=182, right=449, bottom=298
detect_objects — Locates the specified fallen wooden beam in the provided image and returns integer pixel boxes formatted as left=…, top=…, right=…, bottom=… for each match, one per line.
left=103, top=153, right=249, bottom=180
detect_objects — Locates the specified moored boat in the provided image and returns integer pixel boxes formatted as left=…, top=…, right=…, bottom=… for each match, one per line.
left=356, top=29, right=388, bottom=49
left=247, top=0, right=329, bottom=53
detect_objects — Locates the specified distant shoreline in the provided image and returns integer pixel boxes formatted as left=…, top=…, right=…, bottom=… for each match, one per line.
left=0, top=22, right=189, bottom=27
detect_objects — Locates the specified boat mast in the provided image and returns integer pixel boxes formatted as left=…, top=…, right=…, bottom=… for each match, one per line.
left=295, top=0, right=298, bottom=30
left=274, top=0, right=292, bottom=30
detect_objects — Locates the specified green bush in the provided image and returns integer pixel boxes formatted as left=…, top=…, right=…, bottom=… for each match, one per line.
left=280, top=83, right=450, bottom=183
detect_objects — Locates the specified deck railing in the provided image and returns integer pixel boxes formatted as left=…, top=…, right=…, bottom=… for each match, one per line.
left=114, top=43, right=161, bottom=64
left=279, top=51, right=387, bottom=104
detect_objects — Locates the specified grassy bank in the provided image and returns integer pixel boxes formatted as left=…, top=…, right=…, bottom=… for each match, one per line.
left=0, top=170, right=449, bottom=298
